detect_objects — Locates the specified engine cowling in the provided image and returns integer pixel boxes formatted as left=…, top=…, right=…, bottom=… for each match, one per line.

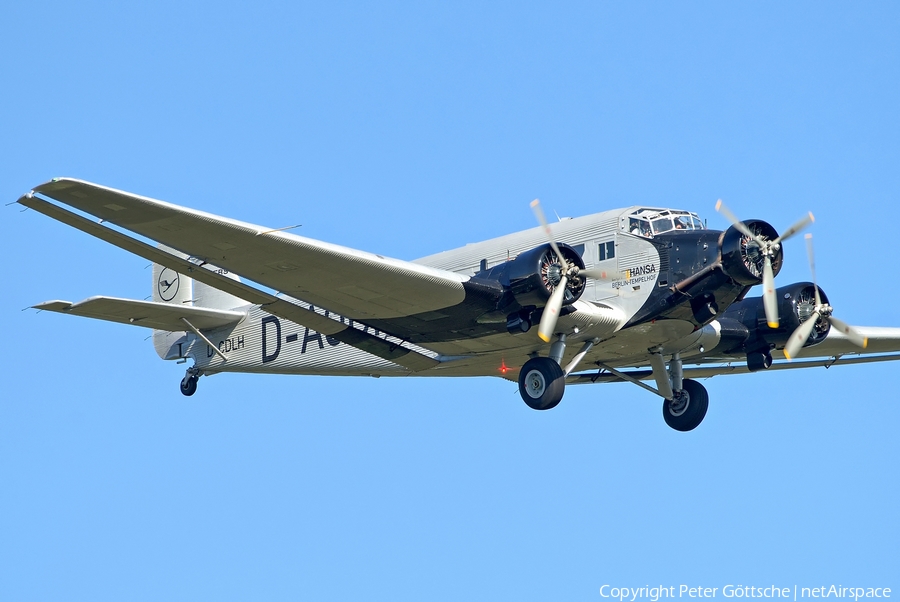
left=712, top=281, right=831, bottom=354
left=502, top=243, right=586, bottom=308
left=770, top=282, right=831, bottom=347
left=720, top=219, right=783, bottom=285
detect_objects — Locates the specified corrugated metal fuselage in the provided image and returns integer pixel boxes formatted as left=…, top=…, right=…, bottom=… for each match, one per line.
left=169, top=206, right=748, bottom=378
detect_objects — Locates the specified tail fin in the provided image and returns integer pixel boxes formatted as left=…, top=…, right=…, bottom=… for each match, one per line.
left=152, top=245, right=248, bottom=359
left=152, top=262, right=193, bottom=305
left=152, top=244, right=246, bottom=310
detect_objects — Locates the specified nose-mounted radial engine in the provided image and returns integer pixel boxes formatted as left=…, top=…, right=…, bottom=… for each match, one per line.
left=716, top=200, right=815, bottom=329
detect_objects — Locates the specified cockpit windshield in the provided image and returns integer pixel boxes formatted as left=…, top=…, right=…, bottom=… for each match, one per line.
left=626, top=208, right=704, bottom=238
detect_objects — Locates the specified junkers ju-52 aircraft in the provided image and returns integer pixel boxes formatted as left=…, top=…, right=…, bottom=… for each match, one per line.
left=18, top=178, right=900, bottom=431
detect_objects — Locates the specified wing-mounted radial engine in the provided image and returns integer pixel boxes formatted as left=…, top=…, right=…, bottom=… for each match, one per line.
left=508, top=199, right=623, bottom=412
left=710, top=234, right=868, bottom=369
left=503, top=242, right=586, bottom=308
left=473, top=240, right=595, bottom=335
left=484, top=200, right=616, bottom=341
left=710, top=282, right=833, bottom=371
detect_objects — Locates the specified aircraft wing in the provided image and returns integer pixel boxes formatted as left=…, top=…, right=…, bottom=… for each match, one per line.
left=35, top=297, right=246, bottom=331
left=567, top=325, right=900, bottom=385
left=24, top=178, right=467, bottom=321
left=19, top=191, right=441, bottom=371
left=776, top=326, right=900, bottom=359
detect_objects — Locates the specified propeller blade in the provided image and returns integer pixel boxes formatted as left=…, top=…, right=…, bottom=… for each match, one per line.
left=802, top=232, right=867, bottom=350
left=828, top=315, right=868, bottom=349
left=537, top=274, right=568, bottom=343
left=714, top=199, right=757, bottom=241
left=762, top=254, right=779, bottom=328
left=530, top=199, right=567, bottom=269
left=805, top=234, right=823, bottom=307
left=784, top=309, right=821, bottom=360
left=773, top=212, right=814, bottom=245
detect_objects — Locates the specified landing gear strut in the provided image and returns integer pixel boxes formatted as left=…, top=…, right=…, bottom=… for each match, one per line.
left=598, top=353, right=711, bottom=431
left=662, top=354, right=708, bottom=431
left=663, top=378, right=709, bottom=432
left=180, top=367, right=200, bottom=396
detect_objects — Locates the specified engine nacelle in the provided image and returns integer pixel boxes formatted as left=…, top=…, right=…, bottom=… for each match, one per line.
left=720, top=219, right=783, bottom=285
left=714, top=281, right=831, bottom=354
left=766, top=282, right=831, bottom=348
left=501, top=243, right=586, bottom=308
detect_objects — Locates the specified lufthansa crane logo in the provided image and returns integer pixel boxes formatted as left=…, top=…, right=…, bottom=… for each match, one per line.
left=157, top=268, right=180, bottom=302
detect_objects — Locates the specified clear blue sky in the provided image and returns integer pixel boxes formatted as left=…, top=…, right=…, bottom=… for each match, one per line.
left=2, top=2, right=898, bottom=600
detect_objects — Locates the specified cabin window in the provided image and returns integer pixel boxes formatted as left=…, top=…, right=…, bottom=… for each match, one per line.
left=598, top=241, right=615, bottom=261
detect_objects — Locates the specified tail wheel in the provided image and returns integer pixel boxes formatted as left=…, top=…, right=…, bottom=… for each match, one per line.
left=518, top=357, right=565, bottom=410
left=663, top=378, right=708, bottom=431
left=180, top=375, right=198, bottom=396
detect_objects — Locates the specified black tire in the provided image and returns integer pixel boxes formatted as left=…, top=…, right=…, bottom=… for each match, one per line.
left=662, top=378, right=708, bottom=431
left=518, top=357, right=566, bottom=410
left=180, top=375, right=198, bottom=397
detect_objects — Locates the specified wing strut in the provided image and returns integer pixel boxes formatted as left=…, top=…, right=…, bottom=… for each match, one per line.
left=595, top=361, right=671, bottom=398
left=181, top=318, right=227, bottom=361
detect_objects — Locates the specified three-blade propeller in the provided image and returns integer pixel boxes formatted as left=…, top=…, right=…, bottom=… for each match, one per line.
left=530, top=199, right=572, bottom=342
left=783, top=234, right=867, bottom=359
left=530, top=199, right=619, bottom=342
left=715, top=200, right=814, bottom=329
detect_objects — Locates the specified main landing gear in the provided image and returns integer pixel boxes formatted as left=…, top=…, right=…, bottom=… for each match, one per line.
left=517, top=334, right=595, bottom=411
left=180, top=367, right=201, bottom=396
left=518, top=357, right=565, bottom=410
left=517, top=343, right=710, bottom=431
left=662, top=378, right=709, bottom=432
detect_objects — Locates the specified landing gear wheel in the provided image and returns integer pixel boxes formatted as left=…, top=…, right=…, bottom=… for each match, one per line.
left=663, top=378, right=708, bottom=431
left=180, top=374, right=199, bottom=397
left=518, top=357, right=566, bottom=410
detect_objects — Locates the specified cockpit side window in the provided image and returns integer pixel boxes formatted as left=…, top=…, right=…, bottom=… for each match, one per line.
left=629, top=218, right=653, bottom=237
left=652, top=217, right=674, bottom=234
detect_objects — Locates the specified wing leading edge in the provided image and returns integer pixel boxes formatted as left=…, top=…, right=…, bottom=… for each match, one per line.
left=28, top=178, right=467, bottom=321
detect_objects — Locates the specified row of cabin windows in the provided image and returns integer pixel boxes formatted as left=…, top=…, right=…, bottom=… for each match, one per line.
left=477, top=240, right=615, bottom=273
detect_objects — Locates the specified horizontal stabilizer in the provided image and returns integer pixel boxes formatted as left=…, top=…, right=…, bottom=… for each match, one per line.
left=34, top=296, right=246, bottom=331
